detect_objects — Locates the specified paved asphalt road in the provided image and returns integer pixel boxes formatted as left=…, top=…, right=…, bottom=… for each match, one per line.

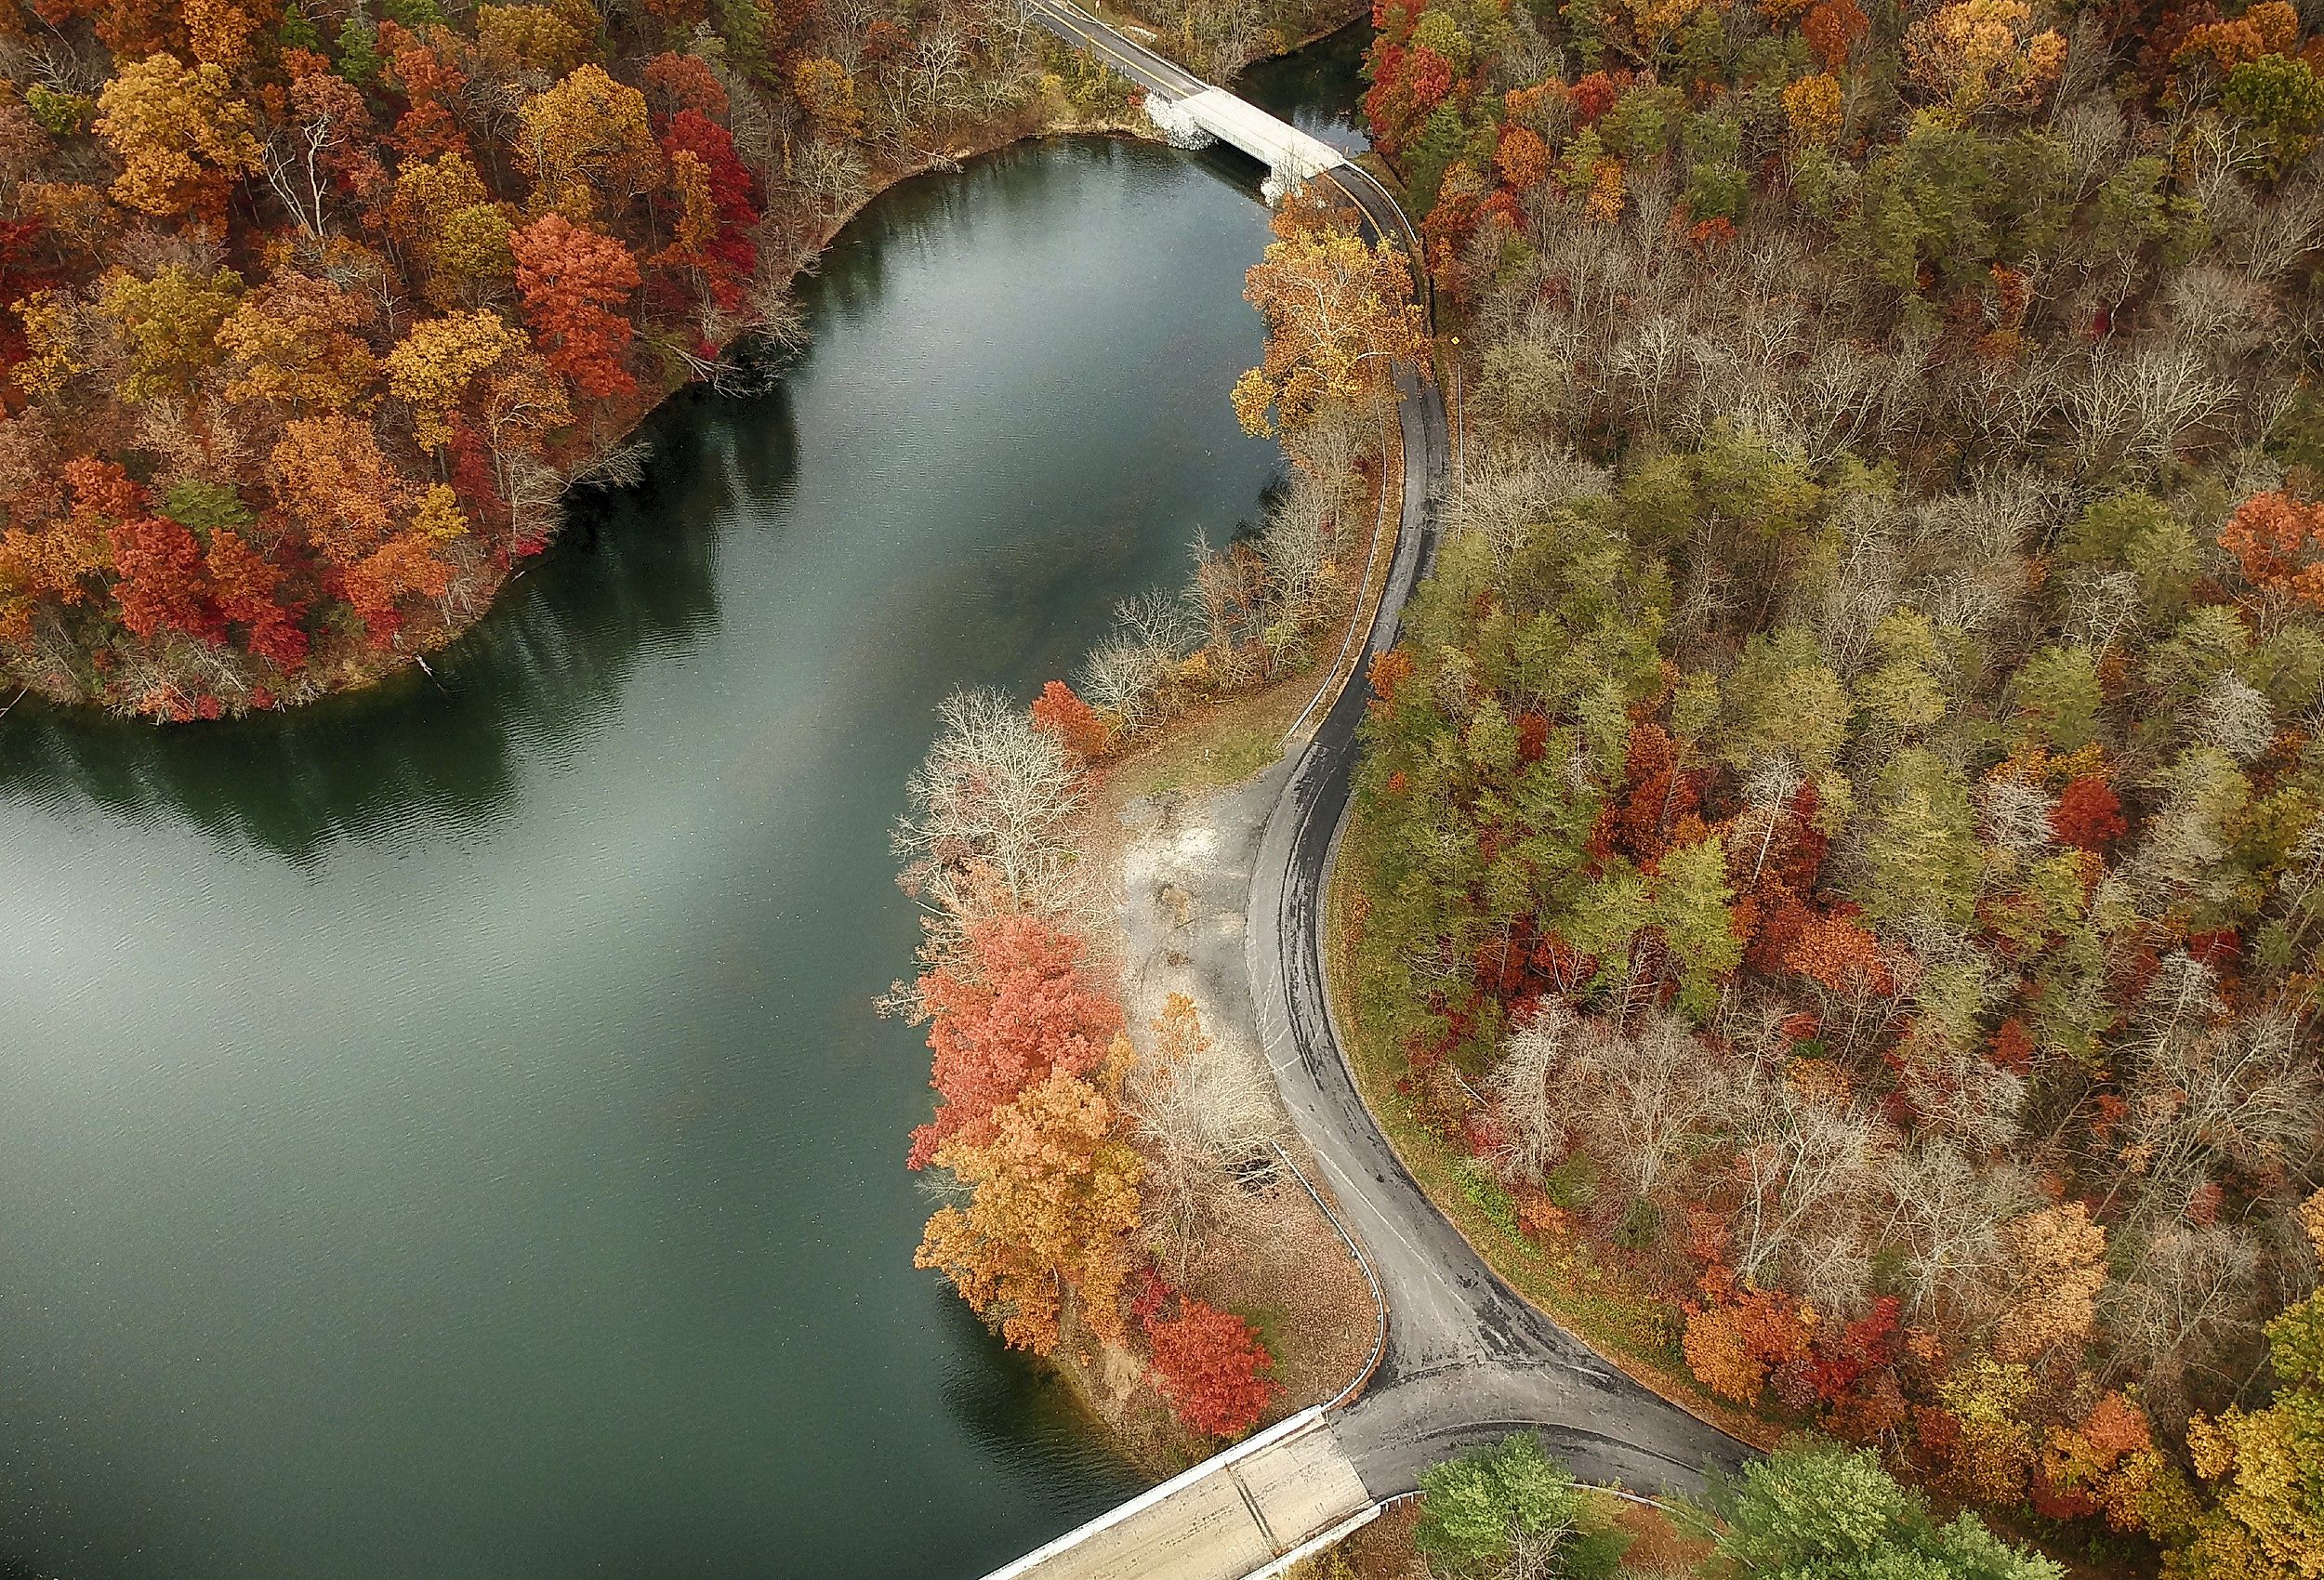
left=1027, top=0, right=1752, bottom=1514
left=1028, top=0, right=1208, bottom=99
left=1246, top=174, right=1752, bottom=1502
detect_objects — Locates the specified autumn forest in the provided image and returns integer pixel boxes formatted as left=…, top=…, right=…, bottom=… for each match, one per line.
left=7, top=0, right=2317, bottom=1566
left=888, top=0, right=2324, bottom=1568
left=1340, top=0, right=2324, bottom=1567
left=0, top=0, right=1074, bottom=718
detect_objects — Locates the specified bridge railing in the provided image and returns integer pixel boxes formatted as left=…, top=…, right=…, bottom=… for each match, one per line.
left=978, top=1406, right=1330, bottom=1580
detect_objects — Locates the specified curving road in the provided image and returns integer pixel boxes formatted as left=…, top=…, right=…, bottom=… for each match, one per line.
left=977, top=24, right=1750, bottom=1577
left=1030, top=0, right=1215, bottom=99
left=1240, top=168, right=1751, bottom=1501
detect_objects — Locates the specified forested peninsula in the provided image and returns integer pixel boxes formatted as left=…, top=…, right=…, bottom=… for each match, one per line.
left=893, top=0, right=2324, bottom=1567
left=0, top=0, right=1166, bottom=719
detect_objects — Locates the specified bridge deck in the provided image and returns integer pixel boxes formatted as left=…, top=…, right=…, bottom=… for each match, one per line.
left=1030, top=0, right=1345, bottom=182
left=1178, top=89, right=1344, bottom=179
left=983, top=1409, right=1375, bottom=1580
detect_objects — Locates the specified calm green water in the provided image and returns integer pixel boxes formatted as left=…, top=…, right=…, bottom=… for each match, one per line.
left=0, top=138, right=1285, bottom=1580
left=1238, top=18, right=1373, bottom=155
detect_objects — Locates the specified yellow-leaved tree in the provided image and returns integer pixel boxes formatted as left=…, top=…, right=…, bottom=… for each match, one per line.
left=915, top=1051, right=1144, bottom=1357
left=1903, top=0, right=2067, bottom=117
left=1232, top=191, right=1426, bottom=440
left=92, top=54, right=260, bottom=224
left=514, top=63, right=659, bottom=222
left=2167, top=1191, right=2324, bottom=1580
left=386, top=310, right=527, bottom=449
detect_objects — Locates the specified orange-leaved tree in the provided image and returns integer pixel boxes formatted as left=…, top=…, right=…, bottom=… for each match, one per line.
left=1029, top=679, right=1110, bottom=760
left=907, top=914, right=1125, bottom=1168
left=915, top=1062, right=1144, bottom=1355
left=1903, top=0, right=2067, bottom=115
left=215, top=271, right=378, bottom=419
left=1992, top=1203, right=2108, bottom=1363
left=1232, top=191, right=1425, bottom=439
left=510, top=212, right=640, bottom=400
left=92, top=53, right=259, bottom=225
left=2220, top=491, right=2324, bottom=610
left=271, top=413, right=408, bottom=571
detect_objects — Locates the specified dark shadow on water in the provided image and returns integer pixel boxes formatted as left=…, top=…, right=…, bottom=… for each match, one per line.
left=935, top=1298, right=1145, bottom=1573
left=938, top=1299, right=1132, bottom=1465
left=0, top=378, right=784, bottom=866
left=0, top=131, right=1286, bottom=873
left=1236, top=18, right=1375, bottom=156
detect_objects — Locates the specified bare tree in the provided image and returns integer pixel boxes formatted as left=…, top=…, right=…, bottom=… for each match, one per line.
left=2061, top=338, right=2236, bottom=474
left=893, top=686, right=1082, bottom=922
left=1726, top=1074, right=1885, bottom=1314
left=1076, top=587, right=1198, bottom=730
left=2102, top=1219, right=2263, bottom=1413
left=2241, top=175, right=2324, bottom=281
left=1877, top=1140, right=2027, bottom=1332
left=1977, top=776, right=2055, bottom=859
left=788, top=138, right=870, bottom=222
left=1259, top=462, right=1345, bottom=628
left=2197, top=672, right=2275, bottom=761
left=1444, top=441, right=1608, bottom=571
left=1568, top=1012, right=1733, bottom=1205
left=1129, top=995, right=1280, bottom=1276
left=1490, top=999, right=1576, bottom=1183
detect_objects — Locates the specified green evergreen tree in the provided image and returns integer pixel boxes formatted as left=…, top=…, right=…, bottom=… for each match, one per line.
left=1723, top=627, right=1852, bottom=771
left=278, top=0, right=324, bottom=50
left=1715, top=1443, right=2064, bottom=1579
left=336, top=16, right=382, bottom=84
left=1861, top=749, right=1981, bottom=928
left=1406, top=103, right=1471, bottom=215
left=1655, top=835, right=1741, bottom=1021
left=1415, top=1433, right=1631, bottom=1580
left=2009, top=644, right=2104, bottom=752
left=2223, top=54, right=2324, bottom=176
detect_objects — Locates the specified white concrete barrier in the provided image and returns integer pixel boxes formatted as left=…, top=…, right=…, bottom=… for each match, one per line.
left=1177, top=89, right=1344, bottom=183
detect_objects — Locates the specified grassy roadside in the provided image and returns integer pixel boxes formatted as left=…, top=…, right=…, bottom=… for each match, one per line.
left=1324, top=806, right=1787, bottom=1454
left=1101, top=701, right=1297, bottom=801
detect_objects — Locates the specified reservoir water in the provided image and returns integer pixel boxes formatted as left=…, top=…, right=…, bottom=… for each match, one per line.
left=0, top=25, right=1373, bottom=1579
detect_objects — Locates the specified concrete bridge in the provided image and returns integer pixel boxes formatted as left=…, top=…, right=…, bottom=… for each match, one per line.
left=1030, top=0, right=1346, bottom=191
left=982, top=1408, right=1379, bottom=1580
left=973, top=15, right=1753, bottom=1580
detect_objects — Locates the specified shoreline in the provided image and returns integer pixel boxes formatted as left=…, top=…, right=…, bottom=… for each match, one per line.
left=338, top=103, right=1164, bottom=706
left=41, top=2, right=1371, bottom=729
left=14, top=99, right=1157, bottom=728
left=11, top=5, right=1373, bottom=727
left=998, top=390, right=1404, bottom=1481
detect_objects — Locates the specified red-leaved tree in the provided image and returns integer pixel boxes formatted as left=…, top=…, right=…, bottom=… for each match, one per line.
left=907, top=915, right=1125, bottom=1168
left=1145, top=1296, right=1281, bottom=1437
left=510, top=212, right=641, bottom=399
left=109, top=515, right=222, bottom=643
left=2052, top=775, right=2127, bottom=852
left=205, top=528, right=309, bottom=669
left=1030, top=679, right=1108, bottom=759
